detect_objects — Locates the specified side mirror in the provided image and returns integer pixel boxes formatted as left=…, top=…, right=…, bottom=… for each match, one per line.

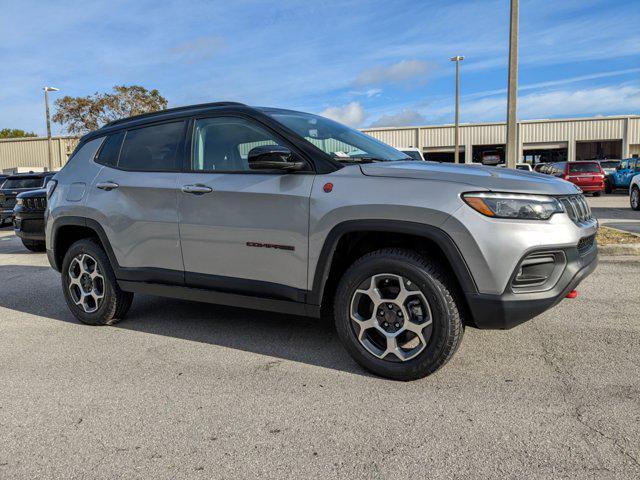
left=248, top=145, right=305, bottom=172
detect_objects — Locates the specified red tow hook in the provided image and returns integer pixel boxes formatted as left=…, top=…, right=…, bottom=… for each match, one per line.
left=566, top=290, right=578, bottom=299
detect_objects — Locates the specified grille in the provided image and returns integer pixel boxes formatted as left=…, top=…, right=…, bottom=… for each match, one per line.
left=577, top=234, right=596, bottom=256
left=557, top=194, right=592, bottom=224
left=24, top=197, right=47, bottom=211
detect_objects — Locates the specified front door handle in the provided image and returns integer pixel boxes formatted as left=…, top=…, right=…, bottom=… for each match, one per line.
left=182, top=184, right=213, bottom=195
left=96, top=181, right=119, bottom=191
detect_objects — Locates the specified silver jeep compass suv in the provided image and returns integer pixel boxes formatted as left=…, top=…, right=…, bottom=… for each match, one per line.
left=45, top=102, right=598, bottom=380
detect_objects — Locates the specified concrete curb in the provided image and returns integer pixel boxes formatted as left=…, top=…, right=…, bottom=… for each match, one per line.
left=598, top=243, right=640, bottom=256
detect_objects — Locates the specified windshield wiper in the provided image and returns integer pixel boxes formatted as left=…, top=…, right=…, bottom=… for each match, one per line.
left=333, top=156, right=384, bottom=163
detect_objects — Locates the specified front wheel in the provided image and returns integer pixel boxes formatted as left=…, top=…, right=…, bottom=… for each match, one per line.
left=61, top=238, right=134, bottom=325
left=334, top=248, right=464, bottom=381
left=631, top=186, right=640, bottom=211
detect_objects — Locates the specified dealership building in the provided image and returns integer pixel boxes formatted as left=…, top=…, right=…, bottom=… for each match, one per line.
left=1, top=114, right=639, bottom=172
left=361, top=114, right=640, bottom=164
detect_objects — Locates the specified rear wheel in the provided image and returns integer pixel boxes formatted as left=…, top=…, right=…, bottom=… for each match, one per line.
left=61, top=238, right=133, bottom=325
left=592, top=191, right=602, bottom=197
left=21, top=239, right=46, bottom=252
left=334, top=248, right=464, bottom=381
left=631, top=186, right=640, bottom=211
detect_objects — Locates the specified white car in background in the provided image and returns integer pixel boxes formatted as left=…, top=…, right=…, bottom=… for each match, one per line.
left=396, top=147, right=425, bottom=161
left=630, top=173, right=640, bottom=210
left=496, top=163, right=533, bottom=171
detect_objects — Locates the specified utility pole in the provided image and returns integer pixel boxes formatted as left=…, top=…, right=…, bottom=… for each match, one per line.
left=505, top=0, right=519, bottom=169
left=450, top=56, right=464, bottom=163
left=43, top=86, right=60, bottom=171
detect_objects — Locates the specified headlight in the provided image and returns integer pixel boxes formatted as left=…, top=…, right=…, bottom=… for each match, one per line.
left=16, top=198, right=24, bottom=206
left=46, top=179, right=58, bottom=199
left=462, top=192, right=564, bottom=220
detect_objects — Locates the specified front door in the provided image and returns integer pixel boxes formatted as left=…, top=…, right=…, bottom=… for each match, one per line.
left=177, top=115, right=314, bottom=301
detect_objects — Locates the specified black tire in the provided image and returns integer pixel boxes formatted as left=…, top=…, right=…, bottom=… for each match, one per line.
left=334, top=248, right=464, bottom=381
left=592, top=191, right=602, bottom=197
left=605, top=182, right=613, bottom=194
left=61, top=238, right=133, bottom=325
left=631, top=186, right=640, bottom=211
left=21, top=239, right=46, bottom=252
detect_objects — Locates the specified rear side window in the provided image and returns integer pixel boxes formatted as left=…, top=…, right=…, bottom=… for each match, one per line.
left=118, top=121, right=185, bottom=171
left=95, top=131, right=125, bottom=167
left=569, top=163, right=600, bottom=173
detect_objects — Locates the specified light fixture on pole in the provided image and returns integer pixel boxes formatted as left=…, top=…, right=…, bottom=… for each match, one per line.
left=43, top=86, right=60, bottom=172
left=450, top=56, right=464, bottom=163
left=505, top=0, right=519, bottom=169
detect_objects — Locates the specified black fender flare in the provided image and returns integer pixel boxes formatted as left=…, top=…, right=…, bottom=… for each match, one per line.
left=307, top=220, right=478, bottom=306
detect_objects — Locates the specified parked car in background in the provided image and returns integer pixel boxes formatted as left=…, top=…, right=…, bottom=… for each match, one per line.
left=0, top=175, right=8, bottom=187
left=544, top=161, right=605, bottom=196
left=480, top=150, right=501, bottom=165
left=45, top=102, right=597, bottom=380
left=606, top=158, right=640, bottom=193
left=13, top=188, right=47, bottom=251
left=0, top=172, right=55, bottom=226
left=497, top=163, right=533, bottom=171
left=396, top=147, right=425, bottom=161
left=599, top=159, right=621, bottom=176
left=533, top=163, right=547, bottom=173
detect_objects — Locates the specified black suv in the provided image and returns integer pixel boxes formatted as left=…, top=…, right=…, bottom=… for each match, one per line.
left=0, top=172, right=55, bottom=226
left=14, top=188, right=47, bottom=251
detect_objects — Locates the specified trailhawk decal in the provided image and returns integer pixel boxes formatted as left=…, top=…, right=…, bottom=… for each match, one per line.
left=246, top=242, right=295, bottom=251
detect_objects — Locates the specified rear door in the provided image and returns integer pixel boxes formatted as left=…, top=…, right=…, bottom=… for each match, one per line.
left=177, top=115, right=314, bottom=300
left=87, top=121, right=186, bottom=283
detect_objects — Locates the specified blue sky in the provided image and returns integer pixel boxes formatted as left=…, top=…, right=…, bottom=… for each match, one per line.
left=0, top=0, right=638, bottom=135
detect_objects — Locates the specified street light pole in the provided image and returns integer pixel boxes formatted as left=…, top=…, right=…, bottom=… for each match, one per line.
left=505, top=0, right=519, bottom=169
left=450, top=56, right=464, bottom=163
left=43, top=86, right=59, bottom=172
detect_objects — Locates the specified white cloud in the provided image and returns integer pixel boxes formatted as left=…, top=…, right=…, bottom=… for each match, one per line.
left=320, top=102, right=366, bottom=127
left=369, top=109, right=427, bottom=128
left=355, top=60, right=430, bottom=86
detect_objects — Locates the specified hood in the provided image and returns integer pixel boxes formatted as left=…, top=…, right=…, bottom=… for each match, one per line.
left=16, top=188, right=47, bottom=199
left=359, top=161, right=581, bottom=195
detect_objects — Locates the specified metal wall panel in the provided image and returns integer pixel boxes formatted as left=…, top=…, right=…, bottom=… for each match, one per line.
left=0, top=136, right=79, bottom=172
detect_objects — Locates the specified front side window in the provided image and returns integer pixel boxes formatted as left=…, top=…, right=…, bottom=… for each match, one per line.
left=263, top=109, right=410, bottom=163
left=192, top=117, right=285, bottom=172
left=118, top=121, right=185, bottom=171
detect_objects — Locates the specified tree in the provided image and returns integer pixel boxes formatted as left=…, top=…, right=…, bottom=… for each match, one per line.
left=0, top=128, right=37, bottom=139
left=53, top=85, right=168, bottom=134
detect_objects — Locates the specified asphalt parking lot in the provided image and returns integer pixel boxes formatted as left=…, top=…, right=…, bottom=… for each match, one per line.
left=1, top=219, right=639, bottom=479
left=587, top=192, right=640, bottom=234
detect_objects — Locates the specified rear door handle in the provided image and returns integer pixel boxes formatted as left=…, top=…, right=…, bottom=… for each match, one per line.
left=96, top=181, right=119, bottom=191
left=182, top=184, right=213, bottom=195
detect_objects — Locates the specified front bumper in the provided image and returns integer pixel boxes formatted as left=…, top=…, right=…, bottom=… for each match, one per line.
left=13, top=208, right=45, bottom=241
left=465, top=240, right=598, bottom=329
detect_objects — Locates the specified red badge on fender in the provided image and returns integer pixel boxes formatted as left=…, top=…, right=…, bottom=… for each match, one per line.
left=323, top=183, right=333, bottom=193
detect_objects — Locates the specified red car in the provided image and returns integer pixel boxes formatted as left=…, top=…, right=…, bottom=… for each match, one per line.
left=545, top=161, right=605, bottom=196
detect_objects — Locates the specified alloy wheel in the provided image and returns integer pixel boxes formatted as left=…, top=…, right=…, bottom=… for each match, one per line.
left=68, top=253, right=105, bottom=313
left=349, top=274, right=433, bottom=362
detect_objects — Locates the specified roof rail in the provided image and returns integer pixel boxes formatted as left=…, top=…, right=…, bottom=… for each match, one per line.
left=104, top=101, right=248, bottom=128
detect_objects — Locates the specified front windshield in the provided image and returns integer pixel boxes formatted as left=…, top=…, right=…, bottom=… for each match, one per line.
left=266, top=110, right=410, bottom=162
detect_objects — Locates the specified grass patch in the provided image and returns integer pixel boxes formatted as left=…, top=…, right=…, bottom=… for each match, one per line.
left=597, top=226, right=640, bottom=245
